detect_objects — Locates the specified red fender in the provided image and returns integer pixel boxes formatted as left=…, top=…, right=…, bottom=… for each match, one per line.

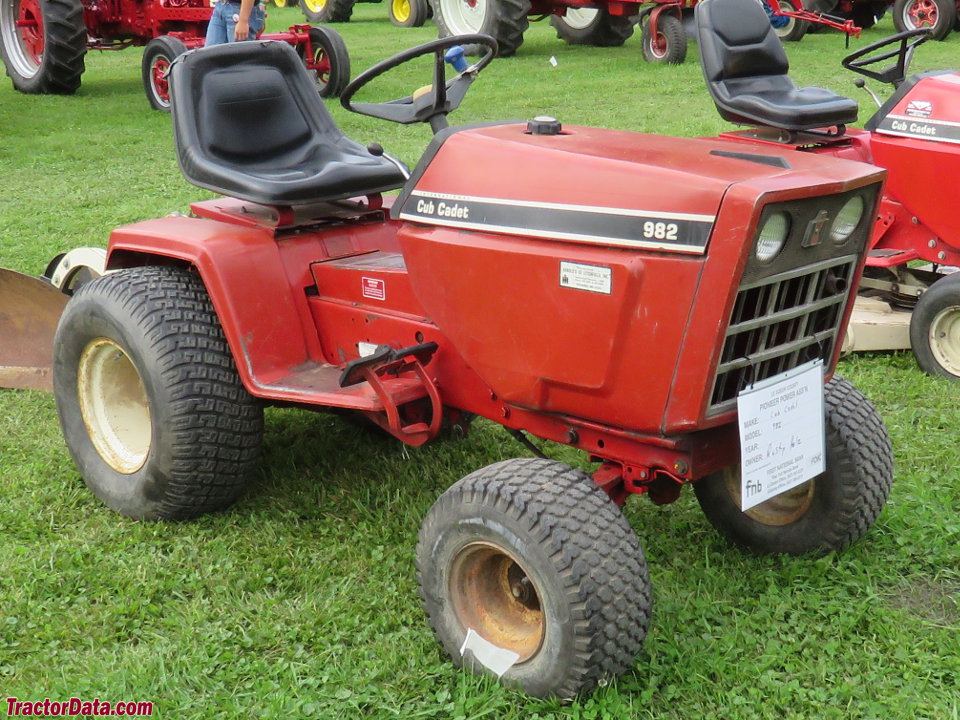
left=105, top=215, right=321, bottom=397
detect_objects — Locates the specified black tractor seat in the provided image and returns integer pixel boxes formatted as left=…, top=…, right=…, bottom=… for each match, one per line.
left=696, top=0, right=858, bottom=132
left=169, top=41, right=407, bottom=207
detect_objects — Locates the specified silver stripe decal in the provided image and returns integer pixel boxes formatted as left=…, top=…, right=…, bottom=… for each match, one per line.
left=408, top=190, right=717, bottom=223
left=396, top=213, right=708, bottom=253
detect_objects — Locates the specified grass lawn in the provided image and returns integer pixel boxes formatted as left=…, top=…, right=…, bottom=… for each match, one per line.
left=1, top=7, right=959, bottom=718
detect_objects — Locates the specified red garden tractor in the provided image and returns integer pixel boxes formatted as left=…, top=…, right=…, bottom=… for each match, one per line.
left=0, top=0, right=350, bottom=108
left=696, top=0, right=960, bottom=379
left=428, top=0, right=861, bottom=62
left=0, top=35, right=894, bottom=696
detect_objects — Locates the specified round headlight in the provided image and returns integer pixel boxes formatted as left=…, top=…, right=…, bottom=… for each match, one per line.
left=756, top=212, right=790, bottom=262
left=830, top=195, right=864, bottom=244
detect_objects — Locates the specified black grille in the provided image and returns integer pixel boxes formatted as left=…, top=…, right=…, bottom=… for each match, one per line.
left=709, top=255, right=857, bottom=412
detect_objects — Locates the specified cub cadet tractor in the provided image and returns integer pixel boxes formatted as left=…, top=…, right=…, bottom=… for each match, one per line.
left=697, top=0, right=960, bottom=379
left=0, top=35, right=893, bottom=697
left=0, top=0, right=350, bottom=108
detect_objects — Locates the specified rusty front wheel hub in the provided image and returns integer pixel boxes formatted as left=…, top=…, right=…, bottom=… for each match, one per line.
left=724, top=467, right=816, bottom=526
left=449, top=541, right=545, bottom=662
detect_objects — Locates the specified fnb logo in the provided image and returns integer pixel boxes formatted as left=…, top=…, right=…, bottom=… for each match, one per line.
left=905, top=100, right=933, bottom=118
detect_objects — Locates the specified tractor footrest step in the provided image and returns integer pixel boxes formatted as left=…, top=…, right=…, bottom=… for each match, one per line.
left=265, top=361, right=429, bottom=411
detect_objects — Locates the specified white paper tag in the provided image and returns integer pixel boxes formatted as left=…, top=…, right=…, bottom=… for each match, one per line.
left=559, top=261, right=612, bottom=294
left=357, top=342, right=378, bottom=357
left=459, top=628, right=520, bottom=678
left=549, top=56, right=558, bottom=67
left=736, top=360, right=826, bottom=511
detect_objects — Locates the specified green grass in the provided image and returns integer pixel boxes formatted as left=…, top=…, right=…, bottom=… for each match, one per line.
left=2, top=8, right=960, bottom=719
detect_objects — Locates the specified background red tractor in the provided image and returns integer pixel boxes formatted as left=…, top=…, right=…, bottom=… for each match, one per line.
left=423, top=0, right=860, bottom=63
left=0, top=0, right=351, bottom=108
left=889, top=0, right=959, bottom=38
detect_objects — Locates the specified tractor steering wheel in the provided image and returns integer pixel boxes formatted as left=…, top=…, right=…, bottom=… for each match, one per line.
left=841, top=28, right=931, bottom=88
left=340, top=35, right=498, bottom=134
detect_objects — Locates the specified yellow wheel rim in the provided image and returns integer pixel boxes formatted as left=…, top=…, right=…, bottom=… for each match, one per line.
left=303, top=0, right=326, bottom=12
left=392, top=0, right=411, bottom=22
left=78, top=338, right=152, bottom=475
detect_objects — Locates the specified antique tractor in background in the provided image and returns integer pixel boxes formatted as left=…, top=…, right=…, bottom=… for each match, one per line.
left=300, top=0, right=432, bottom=26
left=0, top=0, right=350, bottom=108
left=425, top=0, right=860, bottom=63
left=889, top=0, right=959, bottom=39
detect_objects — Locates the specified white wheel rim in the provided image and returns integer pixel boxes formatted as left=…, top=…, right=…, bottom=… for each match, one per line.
left=78, top=338, right=152, bottom=474
left=440, top=0, right=487, bottom=33
left=561, top=7, right=599, bottom=29
left=1, top=0, right=41, bottom=79
left=928, top=305, right=960, bottom=376
left=774, top=0, right=797, bottom=36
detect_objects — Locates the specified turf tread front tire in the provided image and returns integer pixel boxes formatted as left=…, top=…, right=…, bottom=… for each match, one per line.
left=53, top=266, right=263, bottom=520
left=417, top=458, right=650, bottom=697
left=694, top=377, right=893, bottom=555
left=909, top=273, right=960, bottom=378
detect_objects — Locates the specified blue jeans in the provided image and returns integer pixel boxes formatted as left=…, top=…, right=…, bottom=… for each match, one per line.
left=205, top=0, right=265, bottom=45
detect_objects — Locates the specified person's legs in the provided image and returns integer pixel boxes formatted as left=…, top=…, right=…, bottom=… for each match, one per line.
left=205, top=1, right=229, bottom=45
left=226, top=3, right=265, bottom=41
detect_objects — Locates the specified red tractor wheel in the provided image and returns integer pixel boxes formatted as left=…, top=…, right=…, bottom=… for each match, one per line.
left=892, top=0, right=956, bottom=40
left=297, top=25, right=350, bottom=98
left=0, top=0, right=85, bottom=93
left=641, top=13, right=686, bottom=63
left=549, top=7, right=634, bottom=46
left=141, top=35, right=188, bottom=112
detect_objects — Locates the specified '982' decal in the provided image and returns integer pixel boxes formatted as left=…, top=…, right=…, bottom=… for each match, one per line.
left=642, top=221, right=679, bottom=241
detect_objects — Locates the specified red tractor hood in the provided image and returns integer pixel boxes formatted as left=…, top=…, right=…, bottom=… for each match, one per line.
left=394, top=122, right=873, bottom=253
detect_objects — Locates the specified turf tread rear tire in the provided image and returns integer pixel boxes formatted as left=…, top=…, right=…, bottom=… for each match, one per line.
left=53, top=266, right=263, bottom=520
left=417, top=458, right=650, bottom=697
left=693, top=376, right=893, bottom=555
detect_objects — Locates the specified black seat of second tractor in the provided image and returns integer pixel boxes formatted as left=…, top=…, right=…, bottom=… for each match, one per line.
left=695, top=0, right=858, bottom=132
left=169, top=41, right=407, bottom=207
